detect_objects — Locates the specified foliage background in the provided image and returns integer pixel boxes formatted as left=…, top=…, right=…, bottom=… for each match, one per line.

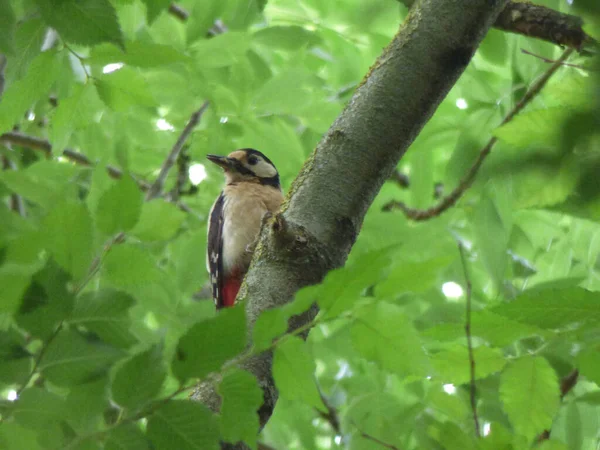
left=0, top=0, right=599, bottom=449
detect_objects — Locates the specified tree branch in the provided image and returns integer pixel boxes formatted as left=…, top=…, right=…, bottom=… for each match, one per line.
left=145, top=101, right=209, bottom=201
left=397, top=0, right=592, bottom=49
left=352, top=421, right=401, bottom=450
left=191, top=0, right=510, bottom=446
left=537, top=369, right=579, bottom=443
left=458, top=243, right=480, bottom=438
left=383, top=47, right=575, bottom=219
left=168, top=3, right=189, bottom=21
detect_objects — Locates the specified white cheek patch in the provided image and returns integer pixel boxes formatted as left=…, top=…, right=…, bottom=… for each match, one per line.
left=254, top=161, right=277, bottom=178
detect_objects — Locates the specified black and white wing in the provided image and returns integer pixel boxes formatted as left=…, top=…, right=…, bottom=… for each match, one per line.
left=207, top=192, right=225, bottom=308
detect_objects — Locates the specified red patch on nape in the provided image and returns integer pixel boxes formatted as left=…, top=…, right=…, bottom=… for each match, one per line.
left=222, top=271, right=243, bottom=308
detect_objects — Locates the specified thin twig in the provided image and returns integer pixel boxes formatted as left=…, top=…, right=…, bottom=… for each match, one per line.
left=317, top=388, right=342, bottom=435
left=146, top=101, right=209, bottom=201
left=389, top=169, right=410, bottom=188
left=352, top=421, right=400, bottom=450
left=383, top=47, right=575, bottom=220
left=458, top=243, right=480, bottom=438
left=16, top=322, right=64, bottom=397
left=168, top=150, right=190, bottom=202
left=521, top=49, right=591, bottom=70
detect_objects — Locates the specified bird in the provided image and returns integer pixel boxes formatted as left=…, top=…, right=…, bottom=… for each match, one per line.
left=206, top=148, right=283, bottom=309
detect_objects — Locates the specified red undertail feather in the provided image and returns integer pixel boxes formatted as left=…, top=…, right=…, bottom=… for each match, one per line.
left=222, top=272, right=242, bottom=308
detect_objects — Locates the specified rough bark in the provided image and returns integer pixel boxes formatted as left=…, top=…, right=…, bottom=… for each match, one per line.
left=191, top=0, right=509, bottom=446
left=398, top=0, right=592, bottom=49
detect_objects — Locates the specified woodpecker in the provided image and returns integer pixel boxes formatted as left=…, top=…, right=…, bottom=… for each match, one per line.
left=206, top=149, right=283, bottom=309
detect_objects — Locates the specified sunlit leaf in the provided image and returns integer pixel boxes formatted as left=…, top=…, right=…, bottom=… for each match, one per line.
left=95, top=174, right=143, bottom=234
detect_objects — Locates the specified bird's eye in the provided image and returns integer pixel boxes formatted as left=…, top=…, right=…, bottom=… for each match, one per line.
left=247, top=156, right=259, bottom=165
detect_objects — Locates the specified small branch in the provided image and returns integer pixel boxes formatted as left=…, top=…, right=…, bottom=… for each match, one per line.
left=317, top=389, right=341, bottom=435
left=208, top=19, right=229, bottom=37
left=388, top=169, right=410, bottom=189
left=168, top=149, right=190, bottom=202
left=16, top=322, right=64, bottom=397
left=168, top=3, right=189, bottom=21
left=521, top=49, right=592, bottom=71
left=146, top=101, right=209, bottom=201
left=383, top=47, right=575, bottom=220
left=458, top=243, right=480, bottom=438
left=352, top=421, right=400, bottom=450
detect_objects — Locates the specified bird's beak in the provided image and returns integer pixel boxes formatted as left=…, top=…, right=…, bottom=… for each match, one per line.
left=206, top=154, right=234, bottom=169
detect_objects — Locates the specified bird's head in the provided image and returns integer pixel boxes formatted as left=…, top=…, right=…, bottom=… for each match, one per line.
left=206, top=149, right=280, bottom=188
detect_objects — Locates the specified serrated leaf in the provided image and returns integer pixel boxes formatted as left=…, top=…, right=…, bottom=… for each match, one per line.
left=102, top=244, right=161, bottom=289
left=423, top=311, right=546, bottom=347
left=351, top=301, right=430, bottom=377
left=172, top=305, right=247, bottom=381
left=95, top=175, right=143, bottom=234
left=51, top=83, right=102, bottom=151
left=90, top=41, right=188, bottom=68
left=112, top=346, right=166, bottom=410
left=0, top=50, right=60, bottom=134
left=106, top=424, right=150, bottom=450
left=64, top=378, right=109, bottom=433
left=141, top=0, right=171, bottom=24
left=500, top=357, right=560, bottom=441
left=12, top=388, right=66, bottom=430
left=0, top=0, right=16, bottom=54
left=43, top=201, right=94, bottom=280
left=431, top=346, right=507, bottom=385
left=252, top=26, right=321, bottom=51
left=95, top=67, right=156, bottom=112
left=130, top=200, right=186, bottom=241
left=493, top=108, right=567, bottom=150
left=35, top=0, right=124, bottom=48
left=273, top=336, right=326, bottom=412
left=191, top=32, right=250, bottom=69
left=218, top=369, right=262, bottom=449
left=318, top=247, right=395, bottom=318
left=253, top=307, right=288, bottom=352
left=71, top=289, right=137, bottom=349
left=492, top=287, right=600, bottom=329
left=39, top=330, right=124, bottom=386
left=576, top=347, right=600, bottom=386
left=0, top=422, right=42, bottom=450
left=147, top=401, right=219, bottom=450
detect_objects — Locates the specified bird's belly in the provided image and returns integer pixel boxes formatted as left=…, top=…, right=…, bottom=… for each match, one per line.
left=221, top=206, right=263, bottom=274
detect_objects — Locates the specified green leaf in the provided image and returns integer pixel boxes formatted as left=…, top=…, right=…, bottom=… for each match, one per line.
left=492, top=287, right=600, bottom=329
left=12, top=387, right=66, bottom=431
left=0, top=329, right=32, bottom=384
left=253, top=307, right=288, bottom=352
left=64, top=378, right=109, bottom=433
left=130, top=200, right=186, bottom=241
left=112, top=345, right=166, bottom=410
left=431, top=346, right=507, bottom=384
left=218, top=369, right=262, bottom=449
left=0, top=50, right=60, bottom=134
left=50, top=83, right=102, bottom=151
left=34, top=0, right=124, bottom=48
left=0, top=422, right=42, bottom=450
left=351, top=301, right=430, bottom=377
left=478, top=29, right=507, bottom=66
left=102, top=244, right=161, bottom=289
left=141, top=0, right=171, bottom=24
left=376, top=256, right=453, bottom=298
left=273, top=335, right=326, bottom=411
left=147, top=401, right=219, bottom=450
left=318, top=247, right=395, bottom=318
left=252, top=69, right=318, bottom=115
left=494, top=108, right=567, bottom=150
left=576, top=347, right=600, bottom=386
left=252, top=26, right=321, bottom=51
left=0, top=267, right=31, bottom=315
left=43, top=200, right=94, bottom=280
left=0, top=0, right=16, bottom=54
left=95, top=67, right=156, bottom=112
left=90, top=41, right=189, bottom=68
left=500, top=356, right=560, bottom=442
left=172, top=305, right=247, bottom=381
left=71, top=289, right=137, bottom=349
left=191, top=32, right=251, bottom=68
left=95, top=174, right=143, bottom=234
left=105, top=424, right=150, bottom=450
left=39, top=330, right=124, bottom=386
